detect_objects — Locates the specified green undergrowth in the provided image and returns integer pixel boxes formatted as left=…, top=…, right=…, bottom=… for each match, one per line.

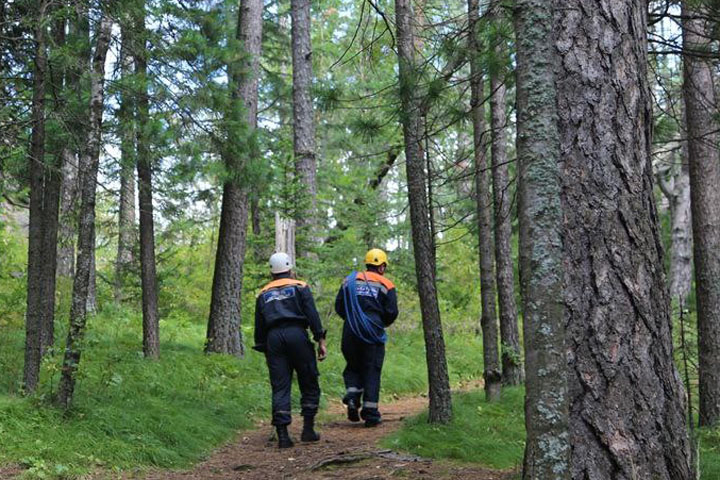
left=700, top=428, right=720, bottom=479
left=385, top=387, right=720, bottom=480
left=0, top=300, right=484, bottom=479
left=383, top=387, right=525, bottom=471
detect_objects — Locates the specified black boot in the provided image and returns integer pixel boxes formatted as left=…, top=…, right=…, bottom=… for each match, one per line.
left=301, top=416, right=320, bottom=442
left=276, top=425, right=294, bottom=449
left=346, top=398, right=360, bottom=423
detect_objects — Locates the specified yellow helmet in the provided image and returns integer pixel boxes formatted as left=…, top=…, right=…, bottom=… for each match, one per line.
left=365, top=248, right=388, bottom=266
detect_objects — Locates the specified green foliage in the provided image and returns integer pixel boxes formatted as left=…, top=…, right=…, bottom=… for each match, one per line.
left=0, top=221, right=486, bottom=478
left=383, top=387, right=525, bottom=470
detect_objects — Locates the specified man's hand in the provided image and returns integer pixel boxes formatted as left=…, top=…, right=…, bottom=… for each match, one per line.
left=317, top=339, right=327, bottom=361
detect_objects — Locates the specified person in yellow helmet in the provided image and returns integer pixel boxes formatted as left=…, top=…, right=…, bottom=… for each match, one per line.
left=334, top=248, right=399, bottom=427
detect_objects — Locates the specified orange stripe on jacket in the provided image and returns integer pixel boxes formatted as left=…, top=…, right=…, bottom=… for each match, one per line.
left=359, top=271, right=395, bottom=290
left=260, top=278, right=308, bottom=294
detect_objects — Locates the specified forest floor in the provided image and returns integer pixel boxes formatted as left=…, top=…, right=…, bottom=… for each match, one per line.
left=117, top=391, right=515, bottom=480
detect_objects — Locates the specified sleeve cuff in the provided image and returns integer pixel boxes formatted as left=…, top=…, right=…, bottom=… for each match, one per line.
left=313, top=329, right=327, bottom=342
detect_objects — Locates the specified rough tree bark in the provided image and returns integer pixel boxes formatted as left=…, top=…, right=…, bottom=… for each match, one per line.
left=135, top=3, right=159, bottom=359
left=514, top=1, right=569, bottom=478
left=23, top=0, right=49, bottom=393
left=557, top=1, right=692, bottom=478
left=682, top=0, right=720, bottom=428
left=488, top=2, right=522, bottom=386
left=115, top=21, right=136, bottom=303
left=291, top=0, right=317, bottom=255
left=205, top=0, right=263, bottom=355
left=468, top=0, right=501, bottom=402
left=38, top=10, right=67, bottom=353
left=56, top=10, right=113, bottom=409
left=394, top=0, right=452, bottom=424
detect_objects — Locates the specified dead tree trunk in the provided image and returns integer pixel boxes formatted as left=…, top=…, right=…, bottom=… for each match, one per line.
left=514, top=2, right=569, bottom=478
left=558, top=1, right=692, bottom=478
left=56, top=11, right=113, bottom=409
left=135, top=4, right=160, bottom=359
left=488, top=1, right=522, bottom=387
left=394, top=0, right=452, bottom=424
left=23, top=0, right=49, bottom=393
left=205, top=0, right=263, bottom=355
left=291, top=0, right=316, bottom=255
left=656, top=134, right=693, bottom=305
left=275, top=212, right=296, bottom=264
left=682, top=0, right=720, bottom=429
left=115, top=21, right=136, bottom=303
left=468, top=0, right=501, bottom=402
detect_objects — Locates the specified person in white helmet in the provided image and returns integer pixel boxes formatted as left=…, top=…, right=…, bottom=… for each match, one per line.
left=253, top=252, right=327, bottom=448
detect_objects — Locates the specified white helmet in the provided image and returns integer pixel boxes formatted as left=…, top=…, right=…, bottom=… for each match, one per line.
left=269, top=252, right=293, bottom=274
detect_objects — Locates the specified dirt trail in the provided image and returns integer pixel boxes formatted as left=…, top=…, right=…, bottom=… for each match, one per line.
left=122, top=391, right=513, bottom=480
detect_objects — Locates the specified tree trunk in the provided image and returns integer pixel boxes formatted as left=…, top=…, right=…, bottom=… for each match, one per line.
left=275, top=211, right=296, bottom=264
left=657, top=132, right=693, bottom=305
left=468, top=0, right=501, bottom=402
left=57, top=156, right=79, bottom=277
left=488, top=1, right=522, bottom=387
left=205, top=0, right=263, bottom=356
left=682, top=0, right=720, bottom=429
left=394, top=0, right=452, bottom=424
left=669, top=158, right=692, bottom=304
left=557, top=1, right=692, bottom=478
left=514, top=2, right=569, bottom=478
left=291, top=0, right=317, bottom=255
left=115, top=22, right=136, bottom=303
left=23, top=0, right=49, bottom=393
left=56, top=11, right=113, bottom=409
left=86, top=249, right=97, bottom=313
left=56, top=4, right=90, bottom=279
left=135, top=4, right=160, bottom=359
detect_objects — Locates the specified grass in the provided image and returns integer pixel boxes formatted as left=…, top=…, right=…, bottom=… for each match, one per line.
left=0, top=297, right=484, bottom=479
left=383, top=387, right=525, bottom=471
left=385, top=386, right=720, bottom=480
left=700, top=429, right=720, bottom=479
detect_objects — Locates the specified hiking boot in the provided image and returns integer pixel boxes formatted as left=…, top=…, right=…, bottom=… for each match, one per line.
left=364, top=417, right=382, bottom=428
left=301, top=416, right=320, bottom=442
left=276, top=425, right=294, bottom=449
left=346, top=399, right=360, bottom=423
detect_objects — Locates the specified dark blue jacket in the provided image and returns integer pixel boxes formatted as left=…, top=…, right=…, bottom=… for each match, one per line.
left=335, top=271, right=399, bottom=330
left=254, top=276, right=325, bottom=352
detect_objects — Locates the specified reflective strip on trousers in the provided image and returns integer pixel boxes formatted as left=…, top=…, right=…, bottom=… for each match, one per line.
left=363, top=401, right=378, bottom=409
left=347, top=387, right=364, bottom=393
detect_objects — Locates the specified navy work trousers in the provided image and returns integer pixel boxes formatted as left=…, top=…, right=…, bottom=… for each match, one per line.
left=265, top=325, right=320, bottom=426
left=341, top=322, right=385, bottom=422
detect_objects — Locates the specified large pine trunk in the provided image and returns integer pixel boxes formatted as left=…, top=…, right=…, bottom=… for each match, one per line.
left=488, top=2, right=522, bottom=387
left=56, top=11, right=113, bottom=409
left=291, top=0, right=316, bottom=254
left=205, top=0, right=263, bottom=355
left=682, top=0, right=720, bottom=429
left=514, top=1, right=570, bottom=478
left=135, top=5, right=160, bottom=359
left=557, top=1, right=692, bottom=478
left=23, top=0, right=49, bottom=393
left=468, top=0, right=501, bottom=402
left=394, top=0, right=452, bottom=424
left=115, top=22, right=137, bottom=303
